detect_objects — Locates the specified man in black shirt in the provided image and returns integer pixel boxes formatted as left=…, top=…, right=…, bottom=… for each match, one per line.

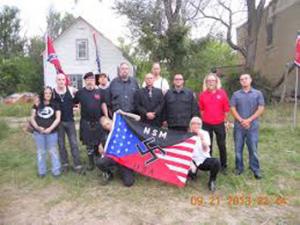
left=163, top=74, right=199, bottom=131
left=134, top=73, right=164, bottom=127
left=53, top=73, right=83, bottom=174
left=103, top=62, right=138, bottom=184
left=108, top=62, right=139, bottom=114
left=74, top=72, right=108, bottom=170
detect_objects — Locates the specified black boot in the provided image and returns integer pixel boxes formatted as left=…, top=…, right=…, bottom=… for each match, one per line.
left=87, top=154, right=95, bottom=171
left=73, top=165, right=86, bottom=175
left=100, top=171, right=113, bottom=185
left=61, top=163, right=69, bottom=174
left=188, top=170, right=197, bottom=181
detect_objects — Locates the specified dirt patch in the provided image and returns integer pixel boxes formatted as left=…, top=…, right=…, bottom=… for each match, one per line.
left=1, top=182, right=299, bottom=225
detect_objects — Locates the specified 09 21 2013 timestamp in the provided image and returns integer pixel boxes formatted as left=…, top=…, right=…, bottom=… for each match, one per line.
left=191, top=194, right=288, bottom=207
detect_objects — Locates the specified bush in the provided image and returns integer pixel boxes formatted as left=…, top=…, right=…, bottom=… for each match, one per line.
left=223, top=69, right=273, bottom=104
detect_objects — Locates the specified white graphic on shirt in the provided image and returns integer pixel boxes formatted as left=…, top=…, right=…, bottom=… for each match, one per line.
left=37, top=106, right=54, bottom=119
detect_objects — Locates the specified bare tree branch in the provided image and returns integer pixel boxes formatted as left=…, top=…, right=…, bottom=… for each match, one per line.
left=163, top=0, right=173, bottom=24
left=217, top=0, right=231, bottom=13
left=190, top=1, right=229, bottom=28
left=174, top=0, right=182, bottom=19
left=256, top=0, right=266, bottom=32
left=190, top=0, right=247, bottom=58
left=186, top=0, right=202, bottom=21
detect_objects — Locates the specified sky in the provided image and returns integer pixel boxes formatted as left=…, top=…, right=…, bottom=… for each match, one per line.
left=0, top=0, right=272, bottom=46
left=0, top=0, right=129, bottom=45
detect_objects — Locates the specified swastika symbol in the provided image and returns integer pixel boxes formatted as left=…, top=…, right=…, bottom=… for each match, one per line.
left=136, top=137, right=165, bottom=165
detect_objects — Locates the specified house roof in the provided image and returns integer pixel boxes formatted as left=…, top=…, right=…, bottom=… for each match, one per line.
left=43, top=16, right=132, bottom=64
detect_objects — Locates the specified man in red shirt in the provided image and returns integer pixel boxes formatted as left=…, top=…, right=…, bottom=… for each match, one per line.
left=198, top=73, right=230, bottom=173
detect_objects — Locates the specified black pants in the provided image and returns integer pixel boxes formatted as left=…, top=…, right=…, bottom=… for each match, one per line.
left=198, top=158, right=220, bottom=181
left=202, top=122, right=227, bottom=168
left=80, top=119, right=103, bottom=146
left=57, top=121, right=82, bottom=167
left=87, top=145, right=98, bottom=156
left=95, top=156, right=135, bottom=187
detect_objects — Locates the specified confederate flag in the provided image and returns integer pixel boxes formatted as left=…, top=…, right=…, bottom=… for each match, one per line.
left=295, top=31, right=300, bottom=67
left=46, top=35, right=71, bottom=85
left=104, top=113, right=197, bottom=187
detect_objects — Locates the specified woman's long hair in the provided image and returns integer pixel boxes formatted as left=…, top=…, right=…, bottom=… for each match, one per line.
left=202, top=73, right=222, bottom=92
left=38, top=86, right=53, bottom=108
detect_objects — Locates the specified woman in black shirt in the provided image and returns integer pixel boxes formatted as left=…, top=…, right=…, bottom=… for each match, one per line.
left=30, top=87, right=61, bottom=177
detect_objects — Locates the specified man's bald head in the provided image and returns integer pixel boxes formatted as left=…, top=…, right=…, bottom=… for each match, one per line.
left=144, top=73, right=154, bottom=87
left=56, top=73, right=66, bottom=88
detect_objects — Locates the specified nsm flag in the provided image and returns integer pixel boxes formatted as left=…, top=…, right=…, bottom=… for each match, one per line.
left=104, top=113, right=197, bottom=187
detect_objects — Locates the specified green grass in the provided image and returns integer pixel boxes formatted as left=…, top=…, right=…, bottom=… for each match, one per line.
left=0, top=103, right=299, bottom=224
left=0, top=120, right=10, bottom=140
left=0, top=104, right=299, bottom=198
left=0, top=103, right=32, bottom=117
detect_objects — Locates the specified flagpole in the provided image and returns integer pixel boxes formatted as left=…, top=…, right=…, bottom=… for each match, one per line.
left=93, top=32, right=101, bottom=73
left=293, top=66, right=299, bottom=128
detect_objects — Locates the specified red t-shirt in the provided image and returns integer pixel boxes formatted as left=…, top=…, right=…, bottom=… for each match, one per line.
left=198, top=89, right=230, bottom=125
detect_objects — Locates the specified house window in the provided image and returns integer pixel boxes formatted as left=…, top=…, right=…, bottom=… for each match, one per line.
left=266, top=23, right=273, bottom=46
left=69, top=74, right=83, bottom=89
left=76, top=39, right=88, bottom=60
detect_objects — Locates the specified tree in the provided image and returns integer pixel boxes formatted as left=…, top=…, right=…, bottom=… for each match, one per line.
left=61, top=13, right=76, bottom=34
left=118, top=34, right=238, bottom=91
left=0, top=6, right=45, bottom=96
left=0, top=6, right=24, bottom=58
left=25, top=37, right=44, bottom=92
left=118, top=37, right=154, bottom=84
left=114, top=0, right=209, bottom=74
left=0, top=54, right=44, bottom=96
left=194, top=0, right=266, bottom=71
left=184, top=37, right=238, bottom=91
left=0, top=35, right=44, bottom=96
left=0, top=58, right=20, bottom=96
left=46, top=7, right=76, bottom=39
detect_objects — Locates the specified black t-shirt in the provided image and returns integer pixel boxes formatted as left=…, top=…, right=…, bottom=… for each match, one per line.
left=74, top=87, right=105, bottom=121
left=98, top=87, right=110, bottom=107
left=33, top=102, right=60, bottom=132
left=53, top=87, right=74, bottom=122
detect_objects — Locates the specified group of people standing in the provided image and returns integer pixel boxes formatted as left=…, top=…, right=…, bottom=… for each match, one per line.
left=30, top=61, right=265, bottom=191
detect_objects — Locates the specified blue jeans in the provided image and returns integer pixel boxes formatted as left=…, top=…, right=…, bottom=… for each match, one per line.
left=234, top=124, right=260, bottom=174
left=33, top=131, right=61, bottom=176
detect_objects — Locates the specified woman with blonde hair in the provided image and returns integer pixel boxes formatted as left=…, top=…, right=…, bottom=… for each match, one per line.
left=189, top=116, right=220, bottom=192
left=202, top=73, right=222, bottom=91
left=198, top=72, right=230, bottom=174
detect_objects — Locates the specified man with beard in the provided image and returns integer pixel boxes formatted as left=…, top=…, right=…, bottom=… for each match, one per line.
left=74, top=72, right=108, bottom=171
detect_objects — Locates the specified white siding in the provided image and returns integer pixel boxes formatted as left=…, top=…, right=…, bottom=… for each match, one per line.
left=43, top=17, right=133, bottom=88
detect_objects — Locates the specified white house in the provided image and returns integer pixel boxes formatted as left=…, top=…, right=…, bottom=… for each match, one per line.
left=43, top=16, right=134, bottom=88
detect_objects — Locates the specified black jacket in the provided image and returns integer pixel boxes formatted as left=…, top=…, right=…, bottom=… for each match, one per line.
left=134, top=87, right=164, bottom=127
left=163, top=88, right=199, bottom=129
left=108, top=76, right=139, bottom=113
